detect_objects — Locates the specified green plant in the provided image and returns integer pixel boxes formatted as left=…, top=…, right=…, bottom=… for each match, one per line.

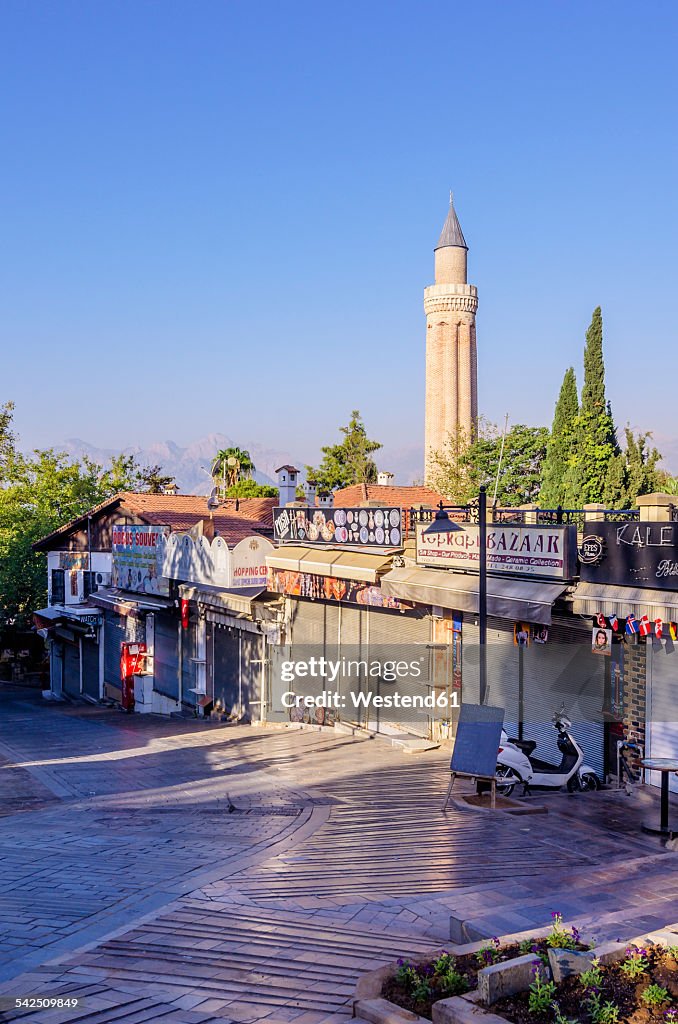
left=475, top=937, right=501, bottom=966
left=552, top=1003, right=577, bottom=1024
left=528, top=963, right=557, bottom=1015
left=546, top=912, right=578, bottom=951
left=579, top=959, right=604, bottom=991
left=411, top=977, right=432, bottom=1003
left=585, top=993, right=620, bottom=1024
left=432, top=952, right=468, bottom=995
left=620, top=946, right=649, bottom=979
left=642, top=985, right=670, bottom=1008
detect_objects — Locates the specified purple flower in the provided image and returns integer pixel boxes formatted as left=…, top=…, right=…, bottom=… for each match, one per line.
left=397, top=958, right=405, bottom=966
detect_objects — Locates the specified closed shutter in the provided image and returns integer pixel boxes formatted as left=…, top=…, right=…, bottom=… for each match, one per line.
left=522, top=617, right=605, bottom=778
left=181, top=620, right=197, bottom=706
left=154, top=613, right=179, bottom=699
left=213, top=624, right=240, bottom=710
left=338, top=605, right=370, bottom=726
left=81, top=638, right=100, bottom=700
left=104, top=611, right=145, bottom=686
left=240, top=632, right=264, bottom=717
left=646, top=644, right=678, bottom=793
left=462, top=616, right=519, bottom=728
left=364, top=606, right=431, bottom=738
left=63, top=641, right=80, bottom=697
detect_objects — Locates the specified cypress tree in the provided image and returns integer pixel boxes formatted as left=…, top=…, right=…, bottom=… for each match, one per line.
left=566, top=307, right=619, bottom=505
left=539, top=367, right=579, bottom=508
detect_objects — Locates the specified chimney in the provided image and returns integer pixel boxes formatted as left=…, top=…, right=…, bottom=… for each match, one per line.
left=275, top=465, right=299, bottom=506
left=377, top=471, right=394, bottom=486
left=317, top=489, right=334, bottom=508
left=303, top=478, right=317, bottom=506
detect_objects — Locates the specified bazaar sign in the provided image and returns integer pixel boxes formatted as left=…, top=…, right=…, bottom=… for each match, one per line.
left=580, top=522, right=678, bottom=591
left=416, top=523, right=576, bottom=580
left=267, top=568, right=409, bottom=609
left=273, top=506, right=403, bottom=548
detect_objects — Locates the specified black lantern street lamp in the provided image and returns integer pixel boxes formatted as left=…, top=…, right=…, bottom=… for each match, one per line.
left=478, top=485, right=488, bottom=705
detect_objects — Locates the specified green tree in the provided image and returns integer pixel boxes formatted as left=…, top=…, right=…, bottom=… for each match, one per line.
left=137, top=464, right=177, bottom=494
left=211, top=447, right=255, bottom=495
left=0, top=401, right=20, bottom=482
left=565, top=307, right=619, bottom=504
left=225, top=479, right=278, bottom=498
left=429, top=420, right=549, bottom=506
left=307, top=410, right=382, bottom=491
left=539, top=368, right=578, bottom=507
left=604, top=428, right=663, bottom=507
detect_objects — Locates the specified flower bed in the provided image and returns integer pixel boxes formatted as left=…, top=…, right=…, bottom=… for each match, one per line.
left=383, top=915, right=592, bottom=1021
left=492, top=943, right=678, bottom=1024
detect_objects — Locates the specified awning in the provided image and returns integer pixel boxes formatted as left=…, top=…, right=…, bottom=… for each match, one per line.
left=179, top=583, right=265, bottom=618
left=34, top=607, right=65, bottom=624
left=380, top=567, right=567, bottom=624
left=571, top=582, right=678, bottom=621
left=266, top=546, right=392, bottom=583
left=88, top=589, right=174, bottom=615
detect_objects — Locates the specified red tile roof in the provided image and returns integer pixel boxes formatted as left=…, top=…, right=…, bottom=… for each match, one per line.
left=333, top=484, right=445, bottom=508
left=32, top=493, right=276, bottom=551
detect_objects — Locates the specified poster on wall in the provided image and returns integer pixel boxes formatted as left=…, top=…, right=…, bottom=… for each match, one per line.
left=273, top=506, right=403, bottom=547
left=267, top=568, right=409, bottom=608
left=514, top=623, right=530, bottom=646
left=112, top=524, right=171, bottom=596
left=592, top=627, right=612, bottom=656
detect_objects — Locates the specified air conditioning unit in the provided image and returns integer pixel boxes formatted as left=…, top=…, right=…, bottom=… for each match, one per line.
left=95, top=571, right=112, bottom=588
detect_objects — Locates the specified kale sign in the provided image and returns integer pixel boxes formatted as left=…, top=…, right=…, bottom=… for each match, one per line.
left=579, top=522, right=678, bottom=590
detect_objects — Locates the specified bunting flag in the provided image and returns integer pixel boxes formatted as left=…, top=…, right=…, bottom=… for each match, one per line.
left=626, top=614, right=639, bottom=635
left=670, top=622, right=678, bottom=642
left=609, top=614, right=619, bottom=632
left=655, top=618, right=664, bottom=640
left=596, top=612, right=607, bottom=628
left=639, top=615, right=652, bottom=637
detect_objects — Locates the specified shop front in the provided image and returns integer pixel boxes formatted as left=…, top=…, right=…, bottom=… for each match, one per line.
left=575, top=515, right=678, bottom=792
left=35, top=606, right=103, bottom=702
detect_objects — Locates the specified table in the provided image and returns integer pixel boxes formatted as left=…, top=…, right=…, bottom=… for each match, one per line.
left=641, top=758, right=678, bottom=836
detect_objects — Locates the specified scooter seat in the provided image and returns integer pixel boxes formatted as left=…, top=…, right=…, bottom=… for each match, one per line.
left=509, top=737, right=537, bottom=756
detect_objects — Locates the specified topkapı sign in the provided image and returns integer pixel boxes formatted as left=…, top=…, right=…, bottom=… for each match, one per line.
left=415, top=523, right=576, bottom=580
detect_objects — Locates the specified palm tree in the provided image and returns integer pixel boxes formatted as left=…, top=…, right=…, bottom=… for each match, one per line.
left=211, top=447, right=255, bottom=496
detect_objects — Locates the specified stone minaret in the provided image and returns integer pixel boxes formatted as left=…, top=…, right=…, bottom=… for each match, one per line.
left=424, top=196, right=478, bottom=482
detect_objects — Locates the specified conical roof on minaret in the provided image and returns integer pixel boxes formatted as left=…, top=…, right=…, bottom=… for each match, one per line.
left=435, top=196, right=468, bottom=251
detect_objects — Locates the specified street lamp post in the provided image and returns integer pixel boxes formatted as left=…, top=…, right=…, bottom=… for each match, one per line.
left=478, top=485, right=488, bottom=705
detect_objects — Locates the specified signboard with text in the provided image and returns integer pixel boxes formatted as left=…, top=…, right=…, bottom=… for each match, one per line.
left=579, top=521, right=678, bottom=591
left=416, top=523, right=576, bottom=580
left=112, top=524, right=171, bottom=596
left=273, top=506, right=403, bottom=548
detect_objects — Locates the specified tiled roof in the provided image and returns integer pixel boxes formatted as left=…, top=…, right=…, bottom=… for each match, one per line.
left=32, top=493, right=276, bottom=550
left=333, top=484, right=445, bottom=508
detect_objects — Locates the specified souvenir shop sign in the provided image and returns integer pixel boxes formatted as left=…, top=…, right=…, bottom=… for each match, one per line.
left=416, top=523, right=576, bottom=580
left=267, top=567, right=409, bottom=609
left=580, top=522, right=678, bottom=591
left=273, top=506, right=403, bottom=548
left=112, top=524, right=171, bottom=596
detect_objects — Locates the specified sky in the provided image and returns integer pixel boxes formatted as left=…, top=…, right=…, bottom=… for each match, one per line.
left=2, top=0, right=678, bottom=472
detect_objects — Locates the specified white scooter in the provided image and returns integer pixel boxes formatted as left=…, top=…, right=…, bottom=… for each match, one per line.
left=495, top=708, right=601, bottom=796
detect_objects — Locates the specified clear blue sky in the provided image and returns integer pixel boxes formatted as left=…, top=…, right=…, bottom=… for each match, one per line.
left=2, top=0, right=677, bottom=470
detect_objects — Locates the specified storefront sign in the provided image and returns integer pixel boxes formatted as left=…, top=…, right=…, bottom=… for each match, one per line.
left=231, top=537, right=270, bottom=588
left=274, top=506, right=403, bottom=548
left=59, top=552, right=90, bottom=570
left=112, top=524, right=171, bottom=596
left=580, top=522, right=678, bottom=591
left=158, top=531, right=273, bottom=590
left=267, top=567, right=409, bottom=608
left=416, top=523, right=575, bottom=579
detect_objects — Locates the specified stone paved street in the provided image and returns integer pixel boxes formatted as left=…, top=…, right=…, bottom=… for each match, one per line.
left=0, top=683, right=677, bottom=1024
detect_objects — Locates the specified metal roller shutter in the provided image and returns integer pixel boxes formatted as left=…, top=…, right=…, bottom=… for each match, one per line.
left=63, top=641, right=80, bottom=697
left=240, top=632, right=264, bottom=718
left=646, top=643, right=678, bottom=793
left=461, top=616, right=520, bottom=728
left=365, top=607, right=432, bottom=738
left=181, top=620, right=198, bottom=707
left=338, top=604, right=370, bottom=726
left=154, top=613, right=179, bottom=700
left=521, top=617, right=605, bottom=778
left=104, top=611, right=145, bottom=687
left=81, top=638, right=100, bottom=700
left=213, top=624, right=240, bottom=711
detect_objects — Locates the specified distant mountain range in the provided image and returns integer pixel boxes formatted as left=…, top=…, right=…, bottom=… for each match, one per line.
left=54, top=434, right=425, bottom=493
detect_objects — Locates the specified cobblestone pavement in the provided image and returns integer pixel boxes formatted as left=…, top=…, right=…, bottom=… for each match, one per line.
left=0, top=684, right=674, bottom=1024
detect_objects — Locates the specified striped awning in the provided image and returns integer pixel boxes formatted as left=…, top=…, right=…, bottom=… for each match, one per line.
left=571, top=582, right=678, bottom=621
left=266, top=546, right=392, bottom=583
